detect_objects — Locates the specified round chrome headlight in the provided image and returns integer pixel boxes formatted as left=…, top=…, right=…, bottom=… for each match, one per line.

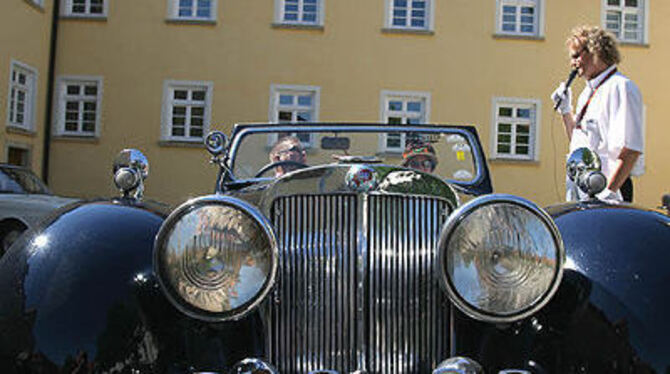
left=154, top=195, right=278, bottom=321
left=437, top=194, right=564, bottom=323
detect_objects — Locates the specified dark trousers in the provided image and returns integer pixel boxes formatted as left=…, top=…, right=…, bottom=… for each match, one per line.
left=621, top=177, right=633, bottom=202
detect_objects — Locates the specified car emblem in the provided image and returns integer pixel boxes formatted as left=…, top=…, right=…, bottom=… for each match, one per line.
left=346, top=165, right=378, bottom=192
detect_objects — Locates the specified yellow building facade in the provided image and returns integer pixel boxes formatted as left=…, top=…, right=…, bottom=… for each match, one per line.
left=1, top=0, right=667, bottom=208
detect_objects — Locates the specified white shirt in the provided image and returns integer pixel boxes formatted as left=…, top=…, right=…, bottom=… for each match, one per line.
left=570, top=65, right=645, bottom=187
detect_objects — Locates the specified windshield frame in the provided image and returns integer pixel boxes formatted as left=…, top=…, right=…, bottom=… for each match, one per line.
left=225, top=123, right=491, bottom=194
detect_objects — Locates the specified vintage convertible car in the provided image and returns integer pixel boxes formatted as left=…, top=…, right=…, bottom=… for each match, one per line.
left=0, top=123, right=669, bottom=373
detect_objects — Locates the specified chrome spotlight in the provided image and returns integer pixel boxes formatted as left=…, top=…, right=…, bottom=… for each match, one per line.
left=112, top=149, right=149, bottom=200
left=567, top=147, right=606, bottom=197
left=205, top=131, right=228, bottom=156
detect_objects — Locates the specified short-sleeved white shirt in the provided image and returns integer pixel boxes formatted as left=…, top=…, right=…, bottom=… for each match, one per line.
left=569, top=65, right=644, bottom=183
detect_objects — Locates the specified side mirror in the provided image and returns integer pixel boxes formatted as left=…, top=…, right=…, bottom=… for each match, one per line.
left=567, top=147, right=606, bottom=198
left=113, top=149, right=149, bottom=200
left=205, top=131, right=228, bottom=156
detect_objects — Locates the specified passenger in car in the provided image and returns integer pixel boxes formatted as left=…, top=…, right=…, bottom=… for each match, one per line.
left=402, top=140, right=438, bottom=174
left=269, top=136, right=307, bottom=177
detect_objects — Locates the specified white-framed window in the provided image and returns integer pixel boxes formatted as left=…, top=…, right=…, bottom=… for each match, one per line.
left=274, top=0, right=324, bottom=26
left=168, top=0, right=217, bottom=21
left=162, top=80, right=213, bottom=142
left=61, top=0, right=107, bottom=17
left=55, top=76, right=103, bottom=137
left=603, top=0, right=647, bottom=44
left=6, top=61, right=38, bottom=132
left=490, top=97, right=541, bottom=161
left=495, top=0, right=543, bottom=37
left=379, top=90, right=430, bottom=152
left=385, top=0, right=433, bottom=31
left=268, top=84, right=320, bottom=146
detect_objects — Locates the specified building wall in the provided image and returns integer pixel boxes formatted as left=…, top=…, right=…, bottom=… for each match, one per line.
left=0, top=0, right=53, bottom=175
left=40, top=0, right=670, bottom=207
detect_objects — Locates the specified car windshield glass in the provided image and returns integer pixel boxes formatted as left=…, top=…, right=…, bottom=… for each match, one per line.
left=229, top=126, right=480, bottom=184
left=0, top=167, right=51, bottom=194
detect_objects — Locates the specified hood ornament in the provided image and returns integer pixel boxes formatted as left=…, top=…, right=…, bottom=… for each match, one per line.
left=345, top=165, right=378, bottom=192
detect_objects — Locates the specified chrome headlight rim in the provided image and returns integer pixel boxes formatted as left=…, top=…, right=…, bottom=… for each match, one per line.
left=437, top=194, right=565, bottom=323
left=154, top=194, right=278, bottom=322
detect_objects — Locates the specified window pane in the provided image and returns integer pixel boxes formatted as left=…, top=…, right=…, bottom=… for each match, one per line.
left=279, top=94, right=293, bottom=105
left=387, top=133, right=401, bottom=148
left=410, top=19, right=425, bottom=27
left=172, top=116, right=185, bottom=125
left=66, top=101, right=79, bottom=111
left=498, top=123, right=512, bottom=133
left=83, top=112, right=96, bottom=121
left=297, top=95, right=312, bottom=106
left=192, top=90, right=206, bottom=101
left=296, top=111, right=311, bottom=121
left=67, top=85, right=80, bottom=95
left=608, top=0, right=620, bottom=5
left=407, top=101, right=422, bottom=112
left=516, top=145, right=529, bottom=155
left=498, top=107, right=513, bottom=117
left=174, top=90, right=188, bottom=100
left=497, top=144, right=511, bottom=153
left=498, top=134, right=511, bottom=143
left=84, top=102, right=96, bottom=111
left=66, top=112, right=79, bottom=121
left=65, top=122, right=78, bottom=131
left=278, top=111, right=292, bottom=121
left=394, top=0, right=407, bottom=7
left=625, top=0, right=638, bottom=7
left=84, top=85, right=97, bottom=96
left=516, top=135, right=530, bottom=145
left=412, top=1, right=425, bottom=9
left=517, top=125, right=530, bottom=134
left=387, top=117, right=402, bottom=125
left=172, top=127, right=185, bottom=136
left=517, top=108, right=530, bottom=118
left=388, top=101, right=403, bottom=111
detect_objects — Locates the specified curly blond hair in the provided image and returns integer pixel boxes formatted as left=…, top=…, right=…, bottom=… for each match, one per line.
left=567, top=25, right=621, bottom=66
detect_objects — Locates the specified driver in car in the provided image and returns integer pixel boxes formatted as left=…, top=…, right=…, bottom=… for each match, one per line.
left=402, top=140, right=438, bottom=174
left=269, top=136, right=307, bottom=177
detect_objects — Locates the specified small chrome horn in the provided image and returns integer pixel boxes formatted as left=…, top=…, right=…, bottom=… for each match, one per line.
left=567, top=147, right=606, bottom=198
left=113, top=149, right=149, bottom=200
left=205, top=131, right=228, bottom=156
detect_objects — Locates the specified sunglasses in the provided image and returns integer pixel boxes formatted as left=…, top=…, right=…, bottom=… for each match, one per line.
left=408, top=158, right=435, bottom=171
left=277, top=145, right=303, bottom=155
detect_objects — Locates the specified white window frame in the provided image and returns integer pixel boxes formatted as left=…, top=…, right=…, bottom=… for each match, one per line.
left=268, top=84, right=320, bottom=147
left=490, top=97, right=541, bottom=161
left=161, top=80, right=213, bottom=143
left=274, top=0, right=324, bottom=26
left=384, top=0, right=434, bottom=31
left=495, top=0, right=544, bottom=37
left=167, top=0, right=218, bottom=22
left=54, top=76, right=103, bottom=138
left=5, top=143, right=32, bottom=168
left=379, top=90, right=431, bottom=153
left=6, top=60, right=38, bottom=132
left=602, top=0, right=648, bottom=44
left=60, top=0, right=108, bottom=18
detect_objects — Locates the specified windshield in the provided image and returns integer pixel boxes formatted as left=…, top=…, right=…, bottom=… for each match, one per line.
left=229, top=125, right=484, bottom=187
left=0, top=166, right=51, bottom=194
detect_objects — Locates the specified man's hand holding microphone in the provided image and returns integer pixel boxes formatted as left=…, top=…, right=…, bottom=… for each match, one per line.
left=551, top=69, right=578, bottom=115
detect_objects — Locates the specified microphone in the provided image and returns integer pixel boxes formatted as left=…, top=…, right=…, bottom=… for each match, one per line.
left=553, top=69, right=578, bottom=111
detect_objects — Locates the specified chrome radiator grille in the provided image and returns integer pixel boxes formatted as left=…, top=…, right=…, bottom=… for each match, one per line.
left=269, top=194, right=452, bottom=374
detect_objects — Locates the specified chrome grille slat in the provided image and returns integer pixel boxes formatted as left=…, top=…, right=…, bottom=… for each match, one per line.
left=269, top=193, right=450, bottom=373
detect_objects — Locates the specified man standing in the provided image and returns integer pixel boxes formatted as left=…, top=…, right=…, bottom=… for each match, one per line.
left=551, top=26, right=644, bottom=202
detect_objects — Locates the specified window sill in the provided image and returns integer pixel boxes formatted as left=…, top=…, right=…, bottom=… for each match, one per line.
left=488, top=157, right=539, bottom=165
left=271, top=22, right=324, bottom=31
left=52, top=135, right=100, bottom=144
left=165, top=18, right=217, bottom=26
left=492, top=33, right=545, bottom=41
left=381, top=27, right=434, bottom=36
left=60, top=14, right=108, bottom=21
left=24, top=0, right=45, bottom=12
left=158, top=140, right=204, bottom=148
left=618, top=41, right=650, bottom=48
left=6, top=126, right=37, bottom=137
